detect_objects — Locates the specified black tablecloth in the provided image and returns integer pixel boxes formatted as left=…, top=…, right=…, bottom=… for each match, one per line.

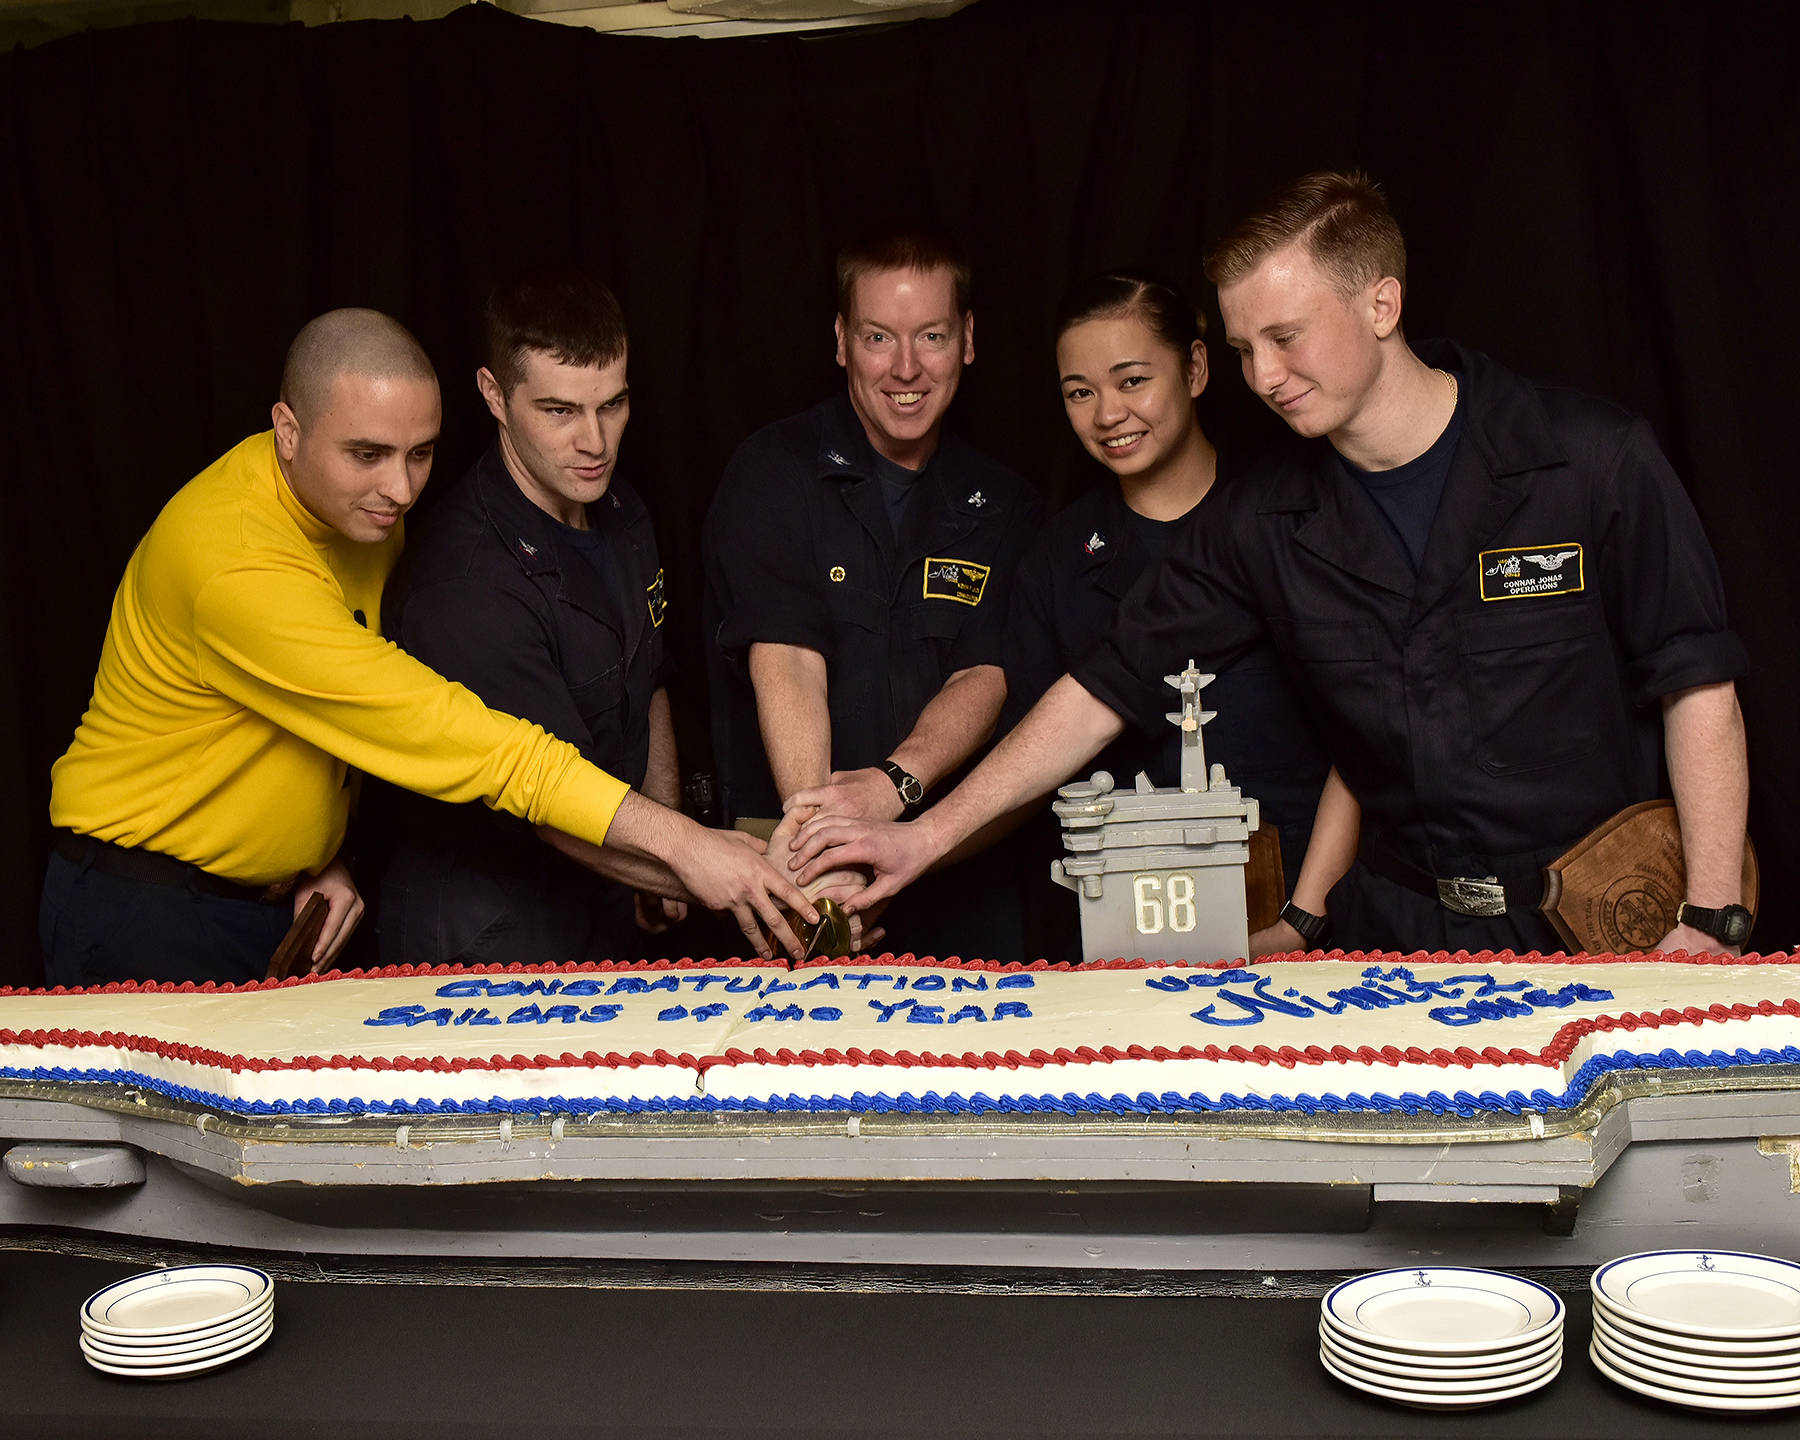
left=5, top=1250, right=1794, bottom=1439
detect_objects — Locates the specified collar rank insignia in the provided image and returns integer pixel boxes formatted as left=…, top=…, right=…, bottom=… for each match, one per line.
left=1085, top=531, right=1107, bottom=555
left=826, top=450, right=849, bottom=467
left=517, top=539, right=539, bottom=558
left=966, top=490, right=986, bottom=507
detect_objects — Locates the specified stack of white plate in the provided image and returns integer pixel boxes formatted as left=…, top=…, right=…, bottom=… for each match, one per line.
left=80, top=1264, right=274, bottom=1378
left=1591, top=1250, right=1800, bottom=1412
left=1319, top=1267, right=1564, bottom=1409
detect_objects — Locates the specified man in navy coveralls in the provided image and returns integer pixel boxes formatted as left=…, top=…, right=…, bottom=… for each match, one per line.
left=785, top=172, right=1751, bottom=959
left=376, top=272, right=686, bottom=965
left=703, top=227, right=1041, bottom=962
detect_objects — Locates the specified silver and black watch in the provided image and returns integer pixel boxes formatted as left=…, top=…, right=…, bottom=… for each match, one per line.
left=1676, top=901, right=1752, bottom=949
left=880, top=760, right=926, bottom=819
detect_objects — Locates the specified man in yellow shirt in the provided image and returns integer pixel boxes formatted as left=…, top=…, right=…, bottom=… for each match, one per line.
left=43, top=309, right=814, bottom=988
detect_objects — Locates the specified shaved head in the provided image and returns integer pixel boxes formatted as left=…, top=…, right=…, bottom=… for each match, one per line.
left=280, top=308, right=437, bottom=422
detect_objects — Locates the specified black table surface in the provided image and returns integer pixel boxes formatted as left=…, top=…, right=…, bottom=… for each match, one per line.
left=6, top=1249, right=1797, bottom=1439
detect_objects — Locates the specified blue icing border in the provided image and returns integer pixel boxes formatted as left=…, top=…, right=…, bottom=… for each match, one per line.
left=5, top=1043, right=1800, bottom=1119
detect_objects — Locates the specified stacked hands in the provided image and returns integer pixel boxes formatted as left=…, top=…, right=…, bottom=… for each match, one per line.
left=658, top=788, right=892, bottom=964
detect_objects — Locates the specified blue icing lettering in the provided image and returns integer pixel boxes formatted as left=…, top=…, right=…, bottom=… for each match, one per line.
left=993, top=1001, right=1032, bottom=1020
left=1191, top=975, right=1315, bottom=1027
left=910, top=974, right=945, bottom=991
left=658, top=1006, right=689, bottom=1022
left=908, top=1004, right=945, bottom=1023
left=1144, top=975, right=1190, bottom=993
left=1186, top=968, right=1259, bottom=989
left=994, top=975, right=1035, bottom=990
left=580, top=1004, right=622, bottom=1023
left=725, top=976, right=766, bottom=994
left=434, top=979, right=489, bottom=1000
left=799, top=973, right=840, bottom=990
left=1324, top=983, right=1407, bottom=1012
left=687, top=975, right=729, bottom=993
left=559, top=978, right=604, bottom=997
left=365, top=1005, right=428, bottom=1027
left=606, top=977, right=651, bottom=995
left=843, top=973, right=894, bottom=990
left=1429, top=996, right=1537, bottom=1027
left=491, top=979, right=564, bottom=997
left=743, top=1003, right=805, bottom=1022
left=808, top=1007, right=843, bottom=1022
left=1443, top=972, right=1534, bottom=997
left=542, top=1005, right=581, bottom=1024
left=506, top=1004, right=546, bottom=1023
left=869, top=998, right=916, bottom=1022
left=1361, top=966, right=1466, bottom=1002
left=452, top=1007, right=500, bottom=1026
left=948, top=1005, right=987, bottom=1023
left=1523, top=983, right=1614, bottom=1009
left=951, top=975, right=988, bottom=992
left=691, top=1003, right=729, bottom=1021
left=763, top=979, right=797, bottom=995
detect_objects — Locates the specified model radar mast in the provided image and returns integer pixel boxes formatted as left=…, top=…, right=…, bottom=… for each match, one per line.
left=1050, top=661, right=1258, bottom=962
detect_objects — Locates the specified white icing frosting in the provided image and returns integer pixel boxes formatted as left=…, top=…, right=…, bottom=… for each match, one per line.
left=1, top=955, right=1796, bottom=1115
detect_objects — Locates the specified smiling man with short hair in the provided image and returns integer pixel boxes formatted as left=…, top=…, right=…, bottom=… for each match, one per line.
left=703, top=226, right=1041, bottom=961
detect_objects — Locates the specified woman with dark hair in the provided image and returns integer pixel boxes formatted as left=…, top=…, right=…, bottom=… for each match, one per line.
left=1004, top=271, right=1356, bottom=957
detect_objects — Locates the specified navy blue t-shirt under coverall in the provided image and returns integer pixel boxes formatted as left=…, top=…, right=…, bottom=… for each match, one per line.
left=376, top=448, right=672, bottom=966
left=1071, top=341, right=1748, bottom=956
left=703, top=391, right=1042, bottom=962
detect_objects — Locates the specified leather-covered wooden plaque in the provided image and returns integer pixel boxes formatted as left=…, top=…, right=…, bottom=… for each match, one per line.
left=1539, top=800, right=1759, bottom=953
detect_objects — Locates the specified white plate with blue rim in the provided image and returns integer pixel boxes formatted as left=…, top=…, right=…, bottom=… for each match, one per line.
left=81, top=1318, right=273, bottom=1379
left=1320, top=1322, right=1561, bottom=1383
left=1595, top=1313, right=1800, bottom=1377
left=1592, top=1251, right=1800, bottom=1342
left=1322, top=1267, right=1563, bottom=1356
left=1591, top=1328, right=1800, bottom=1398
left=81, top=1265, right=272, bottom=1340
left=1320, top=1345, right=1561, bottom=1409
left=1590, top=1339, right=1800, bottom=1413
left=1595, top=1301, right=1800, bottom=1357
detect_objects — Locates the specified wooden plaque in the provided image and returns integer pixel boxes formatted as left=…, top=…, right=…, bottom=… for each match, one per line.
left=266, top=893, right=329, bottom=981
left=1245, top=825, right=1286, bottom=937
left=1538, top=800, right=1759, bottom=953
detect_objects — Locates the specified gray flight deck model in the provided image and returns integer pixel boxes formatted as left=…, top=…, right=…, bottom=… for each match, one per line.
left=1052, top=662, right=1257, bottom=963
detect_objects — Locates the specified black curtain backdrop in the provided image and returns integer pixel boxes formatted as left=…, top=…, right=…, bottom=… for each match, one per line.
left=1, top=0, right=1794, bottom=984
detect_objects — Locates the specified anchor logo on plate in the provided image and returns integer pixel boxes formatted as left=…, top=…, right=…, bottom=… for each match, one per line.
left=1698, top=1254, right=1715, bottom=1271
left=1413, top=1271, right=1431, bottom=1287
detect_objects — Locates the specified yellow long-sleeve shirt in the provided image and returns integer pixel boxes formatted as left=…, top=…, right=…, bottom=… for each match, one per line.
left=50, top=432, right=630, bottom=886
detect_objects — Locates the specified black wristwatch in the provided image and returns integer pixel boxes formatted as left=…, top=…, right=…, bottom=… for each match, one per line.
left=1676, top=901, right=1753, bottom=949
left=880, top=760, right=926, bottom=819
left=1279, top=901, right=1331, bottom=948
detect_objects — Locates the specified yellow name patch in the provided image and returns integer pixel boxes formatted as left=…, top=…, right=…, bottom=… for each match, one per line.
left=646, top=568, right=667, bottom=627
left=922, top=557, right=990, bottom=606
left=1478, top=543, right=1584, bottom=601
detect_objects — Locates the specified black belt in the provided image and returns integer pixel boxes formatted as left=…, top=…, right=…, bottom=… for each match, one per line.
left=52, top=830, right=292, bottom=904
left=1360, top=839, right=1547, bottom=919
